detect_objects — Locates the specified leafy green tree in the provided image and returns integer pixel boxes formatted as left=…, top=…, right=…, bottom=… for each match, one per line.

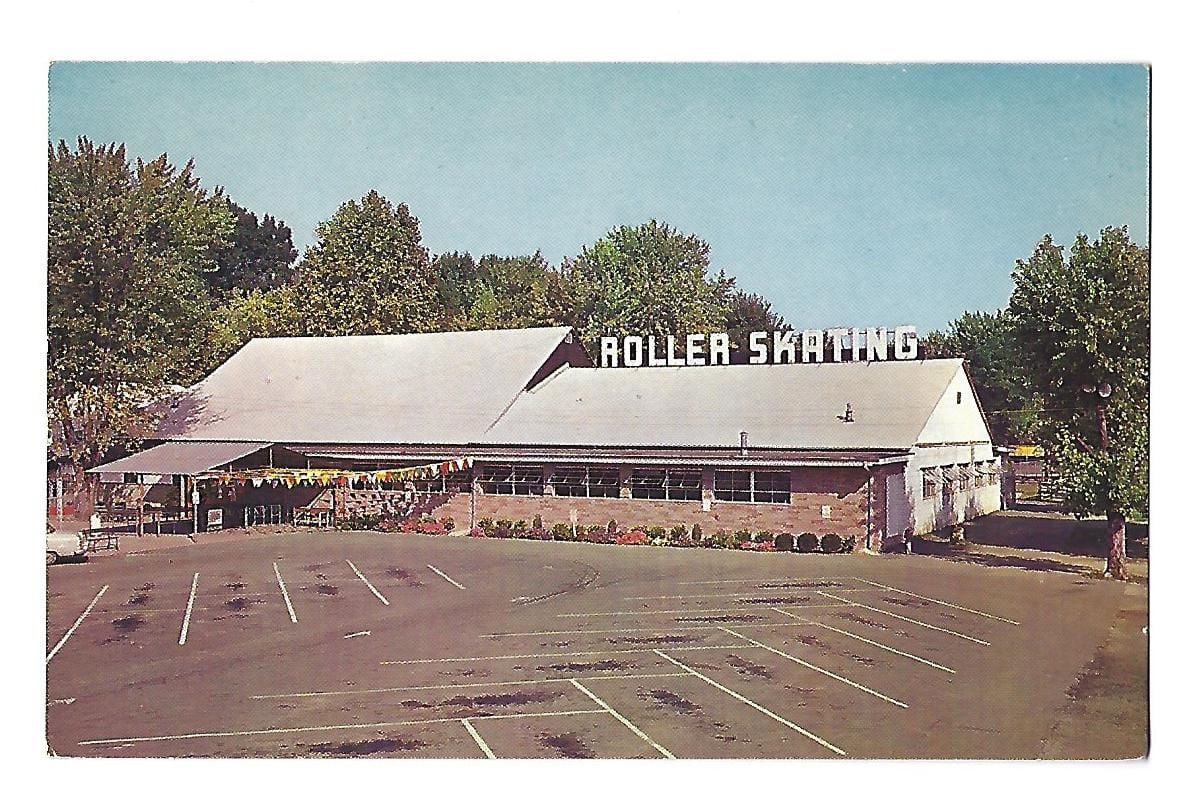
left=561, top=220, right=734, bottom=354
left=206, top=199, right=298, bottom=296
left=922, top=310, right=1040, bottom=445
left=293, top=190, right=443, bottom=335
left=207, top=286, right=302, bottom=367
left=430, top=251, right=480, bottom=325
left=725, top=290, right=790, bottom=362
left=48, top=138, right=233, bottom=491
left=1007, top=226, right=1149, bottom=579
left=465, top=252, right=569, bottom=330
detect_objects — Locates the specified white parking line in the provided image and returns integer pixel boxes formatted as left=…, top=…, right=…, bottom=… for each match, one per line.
left=380, top=644, right=754, bottom=665
left=461, top=719, right=496, bottom=759
left=622, top=591, right=870, bottom=601
left=77, top=709, right=609, bottom=747
left=273, top=562, right=298, bottom=623
left=252, top=672, right=692, bottom=700
left=719, top=627, right=908, bottom=708
left=770, top=607, right=956, bottom=674
left=481, top=621, right=810, bottom=638
left=570, top=679, right=676, bottom=759
left=427, top=564, right=466, bottom=590
left=47, top=584, right=108, bottom=663
left=818, top=592, right=990, bottom=646
left=851, top=578, right=1020, bottom=625
left=652, top=649, right=846, bottom=756
left=346, top=560, right=389, bottom=605
left=556, top=606, right=844, bottom=617
left=178, top=573, right=199, bottom=645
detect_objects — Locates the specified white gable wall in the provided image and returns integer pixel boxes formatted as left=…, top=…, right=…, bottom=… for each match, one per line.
left=888, top=365, right=1003, bottom=537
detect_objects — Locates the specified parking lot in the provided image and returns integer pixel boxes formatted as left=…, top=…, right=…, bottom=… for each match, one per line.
left=46, top=531, right=1146, bottom=758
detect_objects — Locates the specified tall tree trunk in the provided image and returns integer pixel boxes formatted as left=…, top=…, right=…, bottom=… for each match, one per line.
left=1105, top=510, right=1128, bottom=580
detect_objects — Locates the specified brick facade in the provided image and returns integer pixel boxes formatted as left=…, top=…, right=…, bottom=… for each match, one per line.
left=428, top=464, right=884, bottom=548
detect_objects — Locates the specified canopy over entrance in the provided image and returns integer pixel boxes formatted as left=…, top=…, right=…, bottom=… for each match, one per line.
left=88, top=441, right=271, bottom=476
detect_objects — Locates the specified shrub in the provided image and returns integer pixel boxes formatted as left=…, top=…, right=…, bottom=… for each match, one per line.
left=734, top=529, right=753, bottom=544
left=468, top=526, right=486, bottom=538
left=616, top=530, right=649, bottom=545
left=442, top=516, right=455, bottom=532
left=631, top=525, right=648, bottom=535
left=710, top=530, right=734, bottom=549
left=691, top=524, right=703, bottom=543
left=820, top=533, right=844, bottom=553
left=843, top=535, right=857, bottom=553
left=512, top=519, right=528, bottom=534
left=492, top=524, right=513, bottom=538
left=525, top=526, right=552, bottom=541
left=478, top=517, right=495, bottom=534
left=551, top=523, right=575, bottom=541
left=496, top=519, right=513, bottom=532
left=754, top=530, right=774, bottom=544
left=647, top=525, right=667, bottom=540
left=796, top=532, right=819, bottom=552
left=580, top=527, right=616, bottom=544
left=775, top=532, right=795, bottom=552
left=418, top=520, right=446, bottom=535
left=741, top=540, right=776, bottom=552
left=532, top=514, right=544, bottom=530
left=607, top=519, right=618, bottom=534
left=668, top=525, right=691, bottom=545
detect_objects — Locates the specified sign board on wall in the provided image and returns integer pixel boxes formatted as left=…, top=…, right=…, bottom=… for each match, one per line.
left=599, top=326, right=918, bottom=367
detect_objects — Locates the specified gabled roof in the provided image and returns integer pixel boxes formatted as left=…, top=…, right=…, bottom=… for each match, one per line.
left=481, top=358, right=966, bottom=451
left=155, top=327, right=579, bottom=445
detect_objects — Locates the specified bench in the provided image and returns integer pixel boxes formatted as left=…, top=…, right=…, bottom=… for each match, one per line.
left=79, top=527, right=120, bottom=552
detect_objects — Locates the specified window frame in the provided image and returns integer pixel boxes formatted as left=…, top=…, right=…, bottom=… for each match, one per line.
left=713, top=469, right=791, bottom=504
left=629, top=467, right=703, bottom=501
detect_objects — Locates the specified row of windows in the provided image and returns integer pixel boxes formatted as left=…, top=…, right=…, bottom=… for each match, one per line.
left=476, top=466, right=792, bottom=504
left=922, top=464, right=999, bottom=498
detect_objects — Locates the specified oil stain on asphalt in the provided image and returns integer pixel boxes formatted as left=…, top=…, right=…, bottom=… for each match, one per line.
left=538, top=659, right=634, bottom=673
left=308, top=737, right=426, bottom=756
left=726, top=654, right=773, bottom=679
left=538, top=731, right=594, bottom=759
left=640, top=687, right=701, bottom=714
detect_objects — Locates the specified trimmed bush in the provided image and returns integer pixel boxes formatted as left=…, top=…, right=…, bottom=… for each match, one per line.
left=631, top=525, right=648, bottom=534
left=820, top=533, right=844, bottom=553
left=647, top=525, right=667, bottom=540
left=524, top=526, right=552, bottom=541
left=734, top=529, right=753, bottom=544
left=513, top=519, right=528, bottom=534
left=532, top=514, right=544, bottom=530
left=754, top=530, right=774, bottom=544
left=843, top=535, right=857, bottom=553
left=668, top=525, right=691, bottom=545
left=607, top=519, right=618, bottom=534
left=710, top=530, right=734, bottom=549
left=691, top=524, right=703, bottom=543
left=775, top=532, right=795, bottom=552
left=478, top=517, right=495, bottom=534
left=551, top=523, right=574, bottom=541
left=492, top=525, right=513, bottom=538
left=796, top=532, right=819, bottom=552
left=442, top=516, right=455, bottom=532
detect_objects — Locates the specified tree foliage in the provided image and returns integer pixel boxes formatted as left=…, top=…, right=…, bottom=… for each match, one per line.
left=561, top=220, right=734, bottom=354
left=48, top=138, right=233, bottom=471
left=921, top=310, right=1040, bottom=445
left=206, top=199, right=298, bottom=296
left=293, top=190, right=441, bottom=336
left=462, top=252, right=569, bottom=330
left=1007, top=226, right=1149, bottom=577
left=207, top=287, right=302, bottom=367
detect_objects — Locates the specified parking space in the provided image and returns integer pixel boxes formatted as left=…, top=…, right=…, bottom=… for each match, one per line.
left=46, top=532, right=1143, bottom=758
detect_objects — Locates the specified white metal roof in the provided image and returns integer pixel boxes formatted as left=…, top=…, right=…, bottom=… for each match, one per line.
left=89, top=441, right=270, bottom=475
left=481, top=359, right=966, bottom=451
left=154, top=327, right=575, bottom=445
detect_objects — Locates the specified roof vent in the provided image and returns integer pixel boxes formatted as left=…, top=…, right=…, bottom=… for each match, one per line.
left=838, top=403, right=854, bottom=423
left=739, top=431, right=749, bottom=456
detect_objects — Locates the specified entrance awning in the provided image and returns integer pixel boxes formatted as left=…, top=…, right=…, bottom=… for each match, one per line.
left=88, top=441, right=272, bottom=476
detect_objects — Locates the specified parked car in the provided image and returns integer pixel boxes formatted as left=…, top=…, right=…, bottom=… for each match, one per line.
left=46, top=523, right=84, bottom=565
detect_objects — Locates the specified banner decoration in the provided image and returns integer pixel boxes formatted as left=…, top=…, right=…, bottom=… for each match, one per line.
left=197, top=457, right=474, bottom=488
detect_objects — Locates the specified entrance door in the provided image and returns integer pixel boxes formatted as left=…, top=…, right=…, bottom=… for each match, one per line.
left=885, top=469, right=911, bottom=539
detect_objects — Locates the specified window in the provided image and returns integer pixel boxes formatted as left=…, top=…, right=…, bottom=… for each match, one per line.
left=923, top=470, right=938, bottom=498
left=550, top=466, right=620, bottom=498
left=630, top=468, right=701, bottom=501
left=478, top=465, right=544, bottom=495
left=713, top=470, right=791, bottom=504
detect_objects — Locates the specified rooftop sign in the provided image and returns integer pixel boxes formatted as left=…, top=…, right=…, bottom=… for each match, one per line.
left=599, top=326, right=918, bottom=367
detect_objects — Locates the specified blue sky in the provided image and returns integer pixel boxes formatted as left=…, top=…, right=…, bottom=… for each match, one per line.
left=48, top=63, right=1148, bottom=331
